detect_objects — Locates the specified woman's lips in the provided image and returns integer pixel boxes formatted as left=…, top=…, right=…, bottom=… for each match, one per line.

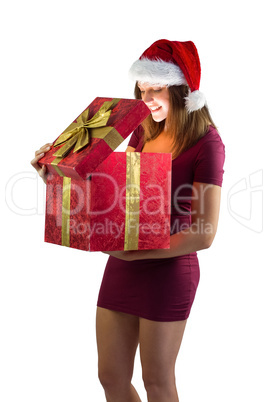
left=150, top=106, right=162, bottom=113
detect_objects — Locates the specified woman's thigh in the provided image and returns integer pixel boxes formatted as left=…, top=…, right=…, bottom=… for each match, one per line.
left=139, top=317, right=187, bottom=384
left=96, top=307, right=140, bottom=383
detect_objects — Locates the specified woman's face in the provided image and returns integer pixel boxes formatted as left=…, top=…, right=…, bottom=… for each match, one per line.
left=137, top=82, right=170, bottom=123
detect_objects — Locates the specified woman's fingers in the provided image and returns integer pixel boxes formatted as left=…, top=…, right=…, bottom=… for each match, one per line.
left=30, top=155, right=42, bottom=171
left=31, top=152, right=45, bottom=170
left=31, top=143, right=53, bottom=184
left=31, top=143, right=52, bottom=165
left=32, top=156, right=44, bottom=170
left=34, top=143, right=53, bottom=157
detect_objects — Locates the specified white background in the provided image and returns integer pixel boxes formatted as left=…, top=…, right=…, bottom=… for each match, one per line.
left=1, top=0, right=267, bottom=401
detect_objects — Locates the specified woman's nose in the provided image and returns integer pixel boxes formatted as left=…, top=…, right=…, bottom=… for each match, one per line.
left=143, top=92, right=153, bottom=103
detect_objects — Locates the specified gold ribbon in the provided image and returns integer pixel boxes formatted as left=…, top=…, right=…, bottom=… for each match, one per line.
left=51, top=98, right=122, bottom=176
left=61, top=177, right=71, bottom=247
left=124, top=152, right=141, bottom=250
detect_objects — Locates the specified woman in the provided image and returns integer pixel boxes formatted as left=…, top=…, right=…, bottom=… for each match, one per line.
left=31, top=40, right=225, bottom=402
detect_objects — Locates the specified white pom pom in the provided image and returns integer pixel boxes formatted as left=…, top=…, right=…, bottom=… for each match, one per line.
left=185, top=90, right=206, bottom=113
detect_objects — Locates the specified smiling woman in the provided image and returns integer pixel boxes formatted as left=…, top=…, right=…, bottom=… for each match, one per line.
left=30, top=39, right=225, bottom=402
left=96, top=39, right=225, bottom=402
left=137, top=84, right=170, bottom=122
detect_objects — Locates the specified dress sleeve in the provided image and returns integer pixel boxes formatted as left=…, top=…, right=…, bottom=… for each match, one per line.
left=127, top=125, right=144, bottom=149
left=193, top=135, right=225, bottom=187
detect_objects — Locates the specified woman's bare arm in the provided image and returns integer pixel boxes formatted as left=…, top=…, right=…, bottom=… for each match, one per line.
left=103, top=182, right=222, bottom=261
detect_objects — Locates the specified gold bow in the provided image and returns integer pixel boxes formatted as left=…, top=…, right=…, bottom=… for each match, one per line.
left=53, top=99, right=120, bottom=158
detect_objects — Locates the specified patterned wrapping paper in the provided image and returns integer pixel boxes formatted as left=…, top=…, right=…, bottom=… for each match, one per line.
left=44, top=152, right=172, bottom=252
left=38, top=97, right=150, bottom=180
left=45, top=175, right=91, bottom=250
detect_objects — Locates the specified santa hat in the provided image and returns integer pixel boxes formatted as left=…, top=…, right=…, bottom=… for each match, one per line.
left=129, top=39, right=206, bottom=113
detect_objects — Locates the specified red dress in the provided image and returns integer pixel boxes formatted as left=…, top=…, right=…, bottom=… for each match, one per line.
left=97, top=125, right=225, bottom=321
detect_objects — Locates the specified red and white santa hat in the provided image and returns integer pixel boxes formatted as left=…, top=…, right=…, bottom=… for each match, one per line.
left=129, top=39, right=206, bottom=113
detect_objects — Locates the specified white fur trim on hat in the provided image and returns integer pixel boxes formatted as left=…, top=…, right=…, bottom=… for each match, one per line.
left=129, top=58, right=188, bottom=87
left=184, top=90, right=206, bottom=113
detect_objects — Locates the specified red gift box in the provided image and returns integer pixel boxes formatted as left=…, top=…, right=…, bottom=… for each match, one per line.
left=38, top=97, right=150, bottom=180
left=45, top=152, right=171, bottom=251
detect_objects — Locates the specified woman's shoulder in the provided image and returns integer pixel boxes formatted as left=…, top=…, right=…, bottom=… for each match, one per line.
left=174, top=126, right=224, bottom=161
left=172, top=126, right=225, bottom=168
left=200, top=125, right=224, bottom=146
left=192, top=125, right=225, bottom=170
left=192, top=125, right=225, bottom=157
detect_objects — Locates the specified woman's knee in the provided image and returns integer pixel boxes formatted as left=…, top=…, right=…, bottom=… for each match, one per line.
left=98, top=367, right=114, bottom=390
left=96, top=307, right=139, bottom=392
left=142, top=370, right=177, bottom=398
left=98, top=366, right=132, bottom=392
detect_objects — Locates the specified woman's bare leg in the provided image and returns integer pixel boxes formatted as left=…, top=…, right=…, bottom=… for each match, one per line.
left=139, top=317, right=187, bottom=402
left=96, top=307, right=141, bottom=402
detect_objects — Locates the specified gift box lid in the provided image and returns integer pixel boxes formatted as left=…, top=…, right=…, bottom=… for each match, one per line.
left=38, top=97, right=150, bottom=180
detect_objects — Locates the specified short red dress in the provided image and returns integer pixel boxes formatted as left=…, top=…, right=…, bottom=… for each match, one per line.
left=97, top=125, right=225, bottom=321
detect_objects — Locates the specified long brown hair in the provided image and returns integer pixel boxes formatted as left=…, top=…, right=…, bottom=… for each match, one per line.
left=134, top=83, right=217, bottom=159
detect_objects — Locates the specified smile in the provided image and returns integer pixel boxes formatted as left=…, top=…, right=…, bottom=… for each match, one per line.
left=150, top=106, right=162, bottom=113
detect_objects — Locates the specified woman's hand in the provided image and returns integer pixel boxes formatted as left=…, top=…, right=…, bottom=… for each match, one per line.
left=30, top=143, right=53, bottom=184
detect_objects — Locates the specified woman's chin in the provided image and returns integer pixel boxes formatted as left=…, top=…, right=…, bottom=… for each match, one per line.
left=152, top=116, right=166, bottom=122
left=151, top=109, right=168, bottom=123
